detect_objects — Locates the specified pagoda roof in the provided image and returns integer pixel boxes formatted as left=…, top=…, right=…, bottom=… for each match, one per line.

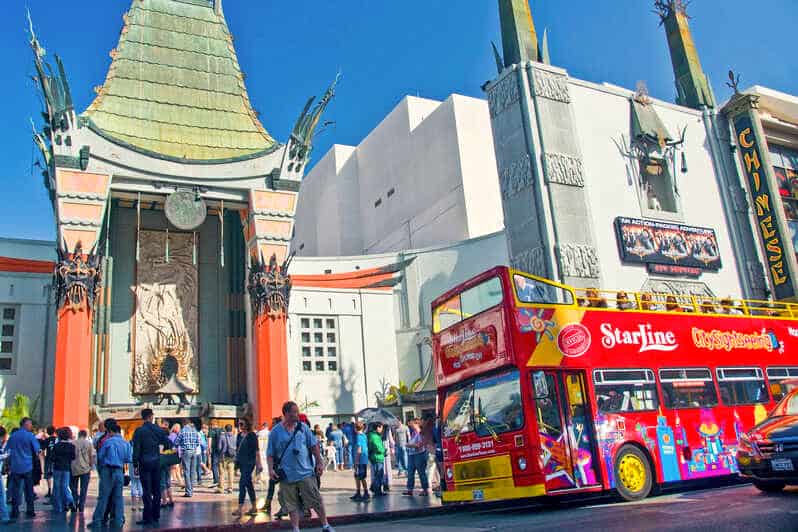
left=83, top=0, right=277, bottom=164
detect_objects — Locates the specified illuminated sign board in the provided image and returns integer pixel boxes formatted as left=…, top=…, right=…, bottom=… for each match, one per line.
left=732, top=114, right=795, bottom=300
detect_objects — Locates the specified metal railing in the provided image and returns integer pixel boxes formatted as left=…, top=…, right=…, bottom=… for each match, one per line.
left=571, top=287, right=798, bottom=319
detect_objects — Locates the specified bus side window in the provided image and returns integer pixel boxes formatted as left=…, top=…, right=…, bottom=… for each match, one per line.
left=766, top=367, right=798, bottom=401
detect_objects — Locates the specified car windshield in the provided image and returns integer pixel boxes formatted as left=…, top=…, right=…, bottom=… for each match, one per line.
left=772, top=391, right=798, bottom=417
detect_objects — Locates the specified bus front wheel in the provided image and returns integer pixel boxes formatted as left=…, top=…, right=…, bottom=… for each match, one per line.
left=614, top=445, right=653, bottom=501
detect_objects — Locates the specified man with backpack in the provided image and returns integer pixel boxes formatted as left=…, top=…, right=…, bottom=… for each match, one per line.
left=215, top=424, right=236, bottom=494
left=208, top=421, right=223, bottom=490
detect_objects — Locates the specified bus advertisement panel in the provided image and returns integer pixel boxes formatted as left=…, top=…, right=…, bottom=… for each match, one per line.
left=432, top=266, right=798, bottom=504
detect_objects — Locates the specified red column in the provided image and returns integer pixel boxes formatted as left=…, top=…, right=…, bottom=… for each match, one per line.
left=51, top=244, right=103, bottom=430
left=252, top=314, right=289, bottom=425
left=51, top=305, right=93, bottom=429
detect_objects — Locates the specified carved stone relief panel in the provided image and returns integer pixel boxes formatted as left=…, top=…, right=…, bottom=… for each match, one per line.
left=133, top=230, right=199, bottom=395
left=488, top=74, right=520, bottom=118
left=532, top=70, right=571, bottom=103
left=544, top=152, right=585, bottom=187
left=641, top=278, right=715, bottom=299
left=499, top=154, right=533, bottom=199
left=557, top=243, right=600, bottom=278
left=511, top=247, right=547, bottom=278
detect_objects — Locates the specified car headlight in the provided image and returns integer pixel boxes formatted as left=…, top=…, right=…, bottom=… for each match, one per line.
left=518, top=457, right=527, bottom=471
left=446, top=467, right=453, bottom=480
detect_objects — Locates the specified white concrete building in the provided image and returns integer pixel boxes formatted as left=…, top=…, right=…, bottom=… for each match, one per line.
left=287, top=230, right=508, bottom=424
left=293, top=95, right=504, bottom=256
left=0, top=238, right=56, bottom=422
left=485, top=2, right=766, bottom=302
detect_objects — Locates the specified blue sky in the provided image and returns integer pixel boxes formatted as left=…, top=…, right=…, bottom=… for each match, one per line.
left=1, top=0, right=796, bottom=241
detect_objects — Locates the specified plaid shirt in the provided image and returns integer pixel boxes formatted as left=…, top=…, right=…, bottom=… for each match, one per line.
left=175, top=425, right=200, bottom=453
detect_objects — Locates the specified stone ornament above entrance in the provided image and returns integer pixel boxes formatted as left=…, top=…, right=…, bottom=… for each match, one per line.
left=165, top=191, right=207, bottom=230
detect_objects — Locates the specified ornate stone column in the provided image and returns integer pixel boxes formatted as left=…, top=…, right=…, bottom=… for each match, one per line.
left=52, top=243, right=103, bottom=429
left=247, top=254, right=292, bottom=425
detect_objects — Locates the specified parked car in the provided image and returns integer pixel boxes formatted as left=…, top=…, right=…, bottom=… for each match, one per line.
left=737, top=386, right=798, bottom=492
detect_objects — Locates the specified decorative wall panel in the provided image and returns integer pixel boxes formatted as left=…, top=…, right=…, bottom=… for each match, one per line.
left=133, top=230, right=199, bottom=394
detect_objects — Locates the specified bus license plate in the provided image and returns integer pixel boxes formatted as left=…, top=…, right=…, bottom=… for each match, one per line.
left=472, top=489, right=484, bottom=501
left=772, top=458, right=794, bottom=472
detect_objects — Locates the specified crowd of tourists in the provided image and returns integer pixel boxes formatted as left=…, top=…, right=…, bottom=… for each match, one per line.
left=0, top=405, right=442, bottom=531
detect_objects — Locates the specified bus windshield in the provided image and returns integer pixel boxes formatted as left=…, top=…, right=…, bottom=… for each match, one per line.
left=513, top=274, right=574, bottom=305
left=441, top=369, right=523, bottom=438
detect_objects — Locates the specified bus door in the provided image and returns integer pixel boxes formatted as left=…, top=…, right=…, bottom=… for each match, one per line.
left=532, top=370, right=601, bottom=492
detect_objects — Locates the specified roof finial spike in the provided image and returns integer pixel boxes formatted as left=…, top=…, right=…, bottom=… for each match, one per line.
left=726, top=69, right=742, bottom=95
left=498, top=0, right=539, bottom=67
left=491, top=41, right=504, bottom=75
left=539, top=27, right=551, bottom=65
left=655, top=0, right=714, bottom=109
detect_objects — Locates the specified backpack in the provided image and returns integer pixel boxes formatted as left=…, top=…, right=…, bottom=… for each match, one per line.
left=222, top=432, right=236, bottom=459
left=210, top=428, right=223, bottom=455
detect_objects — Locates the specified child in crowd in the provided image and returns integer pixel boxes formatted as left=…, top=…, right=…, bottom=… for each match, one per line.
left=129, top=461, right=143, bottom=511
left=350, top=422, right=370, bottom=502
left=325, top=440, right=337, bottom=471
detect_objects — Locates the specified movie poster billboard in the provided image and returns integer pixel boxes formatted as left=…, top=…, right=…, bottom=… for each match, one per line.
left=614, top=217, right=722, bottom=271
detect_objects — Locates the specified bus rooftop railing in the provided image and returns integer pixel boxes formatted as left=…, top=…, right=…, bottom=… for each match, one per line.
left=570, top=287, right=798, bottom=319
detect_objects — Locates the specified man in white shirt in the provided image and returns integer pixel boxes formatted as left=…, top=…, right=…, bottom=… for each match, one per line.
left=257, top=422, right=270, bottom=487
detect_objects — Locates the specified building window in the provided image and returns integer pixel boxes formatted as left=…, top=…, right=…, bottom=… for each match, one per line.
left=299, top=315, right=339, bottom=373
left=772, top=144, right=798, bottom=263
left=0, top=305, right=18, bottom=373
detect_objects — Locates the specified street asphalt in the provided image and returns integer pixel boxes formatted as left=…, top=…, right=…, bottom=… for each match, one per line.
left=336, top=484, right=798, bottom=532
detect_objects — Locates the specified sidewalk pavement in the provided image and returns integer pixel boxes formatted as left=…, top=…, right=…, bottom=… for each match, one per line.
left=4, top=468, right=444, bottom=531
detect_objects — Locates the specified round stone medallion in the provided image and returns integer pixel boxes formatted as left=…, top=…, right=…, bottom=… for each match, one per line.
left=165, top=191, right=207, bottom=230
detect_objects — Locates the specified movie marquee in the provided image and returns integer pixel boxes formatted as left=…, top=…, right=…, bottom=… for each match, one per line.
left=614, top=217, right=722, bottom=277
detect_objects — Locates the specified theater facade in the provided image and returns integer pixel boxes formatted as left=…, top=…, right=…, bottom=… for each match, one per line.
left=29, top=0, right=341, bottom=429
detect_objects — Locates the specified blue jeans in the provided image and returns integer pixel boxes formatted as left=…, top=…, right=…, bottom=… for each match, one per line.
left=348, top=443, right=356, bottom=469
left=0, top=471, right=8, bottom=522
left=406, top=452, right=429, bottom=492
left=334, top=445, right=343, bottom=466
left=70, top=473, right=90, bottom=512
left=92, top=466, right=124, bottom=526
left=395, top=445, right=407, bottom=473
left=238, top=463, right=256, bottom=506
left=51, top=469, right=74, bottom=512
left=181, top=453, right=196, bottom=496
left=9, top=471, right=34, bottom=516
left=370, top=462, right=385, bottom=494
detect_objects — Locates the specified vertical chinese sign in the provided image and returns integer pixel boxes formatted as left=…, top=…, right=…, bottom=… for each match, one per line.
left=733, top=114, right=796, bottom=300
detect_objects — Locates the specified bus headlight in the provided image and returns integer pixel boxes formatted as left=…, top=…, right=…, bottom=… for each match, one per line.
left=446, top=467, right=453, bottom=480
left=518, top=457, right=527, bottom=471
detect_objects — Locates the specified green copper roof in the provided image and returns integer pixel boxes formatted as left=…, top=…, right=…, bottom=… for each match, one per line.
left=83, top=0, right=277, bottom=163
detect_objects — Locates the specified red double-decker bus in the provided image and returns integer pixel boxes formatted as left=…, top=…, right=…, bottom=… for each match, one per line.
left=431, top=266, right=798, bottom=503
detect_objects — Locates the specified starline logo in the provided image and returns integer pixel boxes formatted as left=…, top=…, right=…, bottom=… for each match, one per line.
left=600, top=323, right=678, bottom=353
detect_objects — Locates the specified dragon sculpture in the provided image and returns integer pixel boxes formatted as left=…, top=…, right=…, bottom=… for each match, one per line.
left=54, top=241, right=103, bottom=313
left=248, top=253, right=293, bottom=319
